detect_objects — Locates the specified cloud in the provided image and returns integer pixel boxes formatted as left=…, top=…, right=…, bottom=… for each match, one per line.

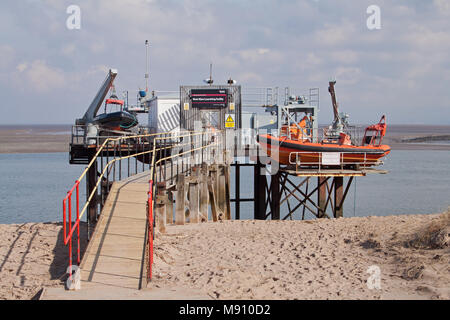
left=61, top=43, right=76, bottom=56
left=236, top=72, right=263, bottom=84
left=233, top=48, right=277, bottom=63
left=0, top=45, right=15, bottom=70
left=314, top=21, right=356, bottom=47
left=334, top=67, right=362, bottom=85
left=0, top=0, right=449, bottom=124
left=330, top=50, right=359, bottom=64
left=403, top=25, right=450, bottom=50
left=14, top=60, right=66, bottom=93
left=434, top=0, right=450, bottom=15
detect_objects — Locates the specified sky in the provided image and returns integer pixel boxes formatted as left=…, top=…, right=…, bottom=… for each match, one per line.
left=0, top=0, right=449, bottom=125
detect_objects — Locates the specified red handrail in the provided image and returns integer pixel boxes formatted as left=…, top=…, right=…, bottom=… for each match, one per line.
left=62, top=180, right=81, bottom=282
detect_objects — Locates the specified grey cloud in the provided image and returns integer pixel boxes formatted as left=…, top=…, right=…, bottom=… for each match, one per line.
left=0, top=0, right=449, bottom=124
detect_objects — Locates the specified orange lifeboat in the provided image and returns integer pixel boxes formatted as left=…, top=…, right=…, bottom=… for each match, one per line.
left=257, top=115, right=390, bottom=168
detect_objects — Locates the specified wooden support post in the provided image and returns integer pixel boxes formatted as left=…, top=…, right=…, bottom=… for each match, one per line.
left=166, top=189, right=174, bottom=224
left=317, top=177, right=327, bottom=218
left=175, top=174, right=186, bottom=225
left=334, top=177, right=344, bottom=218
left=254, top=159, right=267, bottom=220
left=189, top=181, right=200, bottom=223
left=218, top=170, right=226, bottom=214
left=224, top=164, right=231, bottom=220
left=270, top=170, right=281, bottom=220
left=87, top=150, right=98, bottom=224
left=200, top=163, right=209, bottom=221
left=235, top=162, right=240, bottom=220
left=156, top=183, right=167, bottom=233
left=207, top=174, right=221, bottom=222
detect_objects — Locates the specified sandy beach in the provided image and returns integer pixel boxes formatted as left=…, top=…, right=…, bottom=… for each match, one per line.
left=0, top=213, right=448, bottom=300
left=151, top=212, right=450, bottom=300
left=0, top=222, right=89, bottom=300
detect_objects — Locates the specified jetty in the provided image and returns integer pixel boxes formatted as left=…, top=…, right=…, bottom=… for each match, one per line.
left=42, top=82, right=387, bottom=299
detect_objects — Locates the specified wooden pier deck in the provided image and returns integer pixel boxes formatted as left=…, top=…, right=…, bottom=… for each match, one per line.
left=42, top=170, right=209, bottom=299
left=42, top=173, right=150, bottom=299
left=79, top=173, right=149, bottom=290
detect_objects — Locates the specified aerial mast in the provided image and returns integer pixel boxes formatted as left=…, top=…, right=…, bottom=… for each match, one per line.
left=209, top=63, right=212, bottom=86
left=203, top=63, right=214, bottom=85
left=145, top=40, right=149, bottom=93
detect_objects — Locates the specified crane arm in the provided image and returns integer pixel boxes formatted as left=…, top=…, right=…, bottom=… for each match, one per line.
left=328, top=80, right=339, bottom=122
left=76, top=69, right=118, bottom=125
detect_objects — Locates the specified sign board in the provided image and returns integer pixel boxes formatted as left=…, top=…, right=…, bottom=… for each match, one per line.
left=183, top=103, right=189, bottom=110
left=225, top=113, right=235, bottom=128
left=321, top=152, right=341, bottom=165
left=230, top=102, right=235, bottom=110
left=190, top=89, right=228, bottom=109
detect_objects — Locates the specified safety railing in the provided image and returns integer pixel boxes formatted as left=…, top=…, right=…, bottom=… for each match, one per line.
left=71, top=125, right=87, bottom=145
left=63, top=132, right=174, bottom=284
left=63, top=128, right=223, bottom=286
left=288, top=151, right=381, bottom=171
left=321, top=126, right=365, bottom=146
left=281, top=125, right=314, bottom=142
left=70, top=125, right=153, bottom=146
left=145, top=129, right=222, bottom=282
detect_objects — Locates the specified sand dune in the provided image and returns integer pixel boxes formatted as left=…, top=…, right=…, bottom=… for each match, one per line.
left=151, top=213, right=450, bottom=300
left=0, top=222, right=88, bottom=300
left=0, top=213, right=448, bottom=300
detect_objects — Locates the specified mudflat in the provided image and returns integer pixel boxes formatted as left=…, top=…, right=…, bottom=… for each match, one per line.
left=1, top=124, right=449, bottom=153
left=0, top=125, right=70, bottom=154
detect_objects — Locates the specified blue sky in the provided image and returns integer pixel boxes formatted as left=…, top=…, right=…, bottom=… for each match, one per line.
left=0, top=0, right=449, bottom=124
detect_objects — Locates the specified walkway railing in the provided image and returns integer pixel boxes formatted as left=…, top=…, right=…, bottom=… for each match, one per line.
left=146, top=129, right=222, bottom=282
left=288, top=151, right=381, bottom=171
left=62, top=132, right=172, bottom=283
left=63, top=129, right=223, bottom=286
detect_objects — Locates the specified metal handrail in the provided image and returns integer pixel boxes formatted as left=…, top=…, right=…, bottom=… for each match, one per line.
left=288, top=151, right=381, bottom=171
left=146, top=129, right=221, bottom=282
left=62, top=131, right=172, bottom=283
left=63, top=129, right=222, bottom=286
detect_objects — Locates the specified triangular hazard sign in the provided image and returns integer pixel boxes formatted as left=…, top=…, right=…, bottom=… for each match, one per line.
left=226, top=115, right=234, bottom=122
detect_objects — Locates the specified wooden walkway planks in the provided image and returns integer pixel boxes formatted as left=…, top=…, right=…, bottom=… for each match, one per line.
left=79, top=173, right=150, bottom=290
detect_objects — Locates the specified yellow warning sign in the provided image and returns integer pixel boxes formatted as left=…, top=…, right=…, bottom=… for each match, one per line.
left=225, top=114, right=235, bottom=128
left=229, top=102, right=235, bottom=111
left=184, top=103, right=189, bottom=110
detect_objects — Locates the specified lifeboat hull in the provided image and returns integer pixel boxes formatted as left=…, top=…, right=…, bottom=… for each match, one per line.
left=94, top=111, right=137, bottom=130
left=257, top=134, right=391, bottom=167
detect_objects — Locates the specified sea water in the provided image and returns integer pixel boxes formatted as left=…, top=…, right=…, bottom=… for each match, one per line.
left=230, top=150, right=450, bottom=219
left=0, top=150, right=449, bottom=224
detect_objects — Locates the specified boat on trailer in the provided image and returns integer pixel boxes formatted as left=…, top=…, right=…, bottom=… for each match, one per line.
left=257, top=81, right=391, bottom=168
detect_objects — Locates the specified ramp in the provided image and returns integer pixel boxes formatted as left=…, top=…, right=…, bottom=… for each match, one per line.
left=79, top=179, right=149, bottom=290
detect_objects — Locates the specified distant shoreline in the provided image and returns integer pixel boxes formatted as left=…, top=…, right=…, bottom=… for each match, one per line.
left=1, top=124, right=449, bottom=154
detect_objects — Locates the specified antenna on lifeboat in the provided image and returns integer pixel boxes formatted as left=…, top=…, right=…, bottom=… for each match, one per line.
left=145, top=40, right=149, bottom=93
